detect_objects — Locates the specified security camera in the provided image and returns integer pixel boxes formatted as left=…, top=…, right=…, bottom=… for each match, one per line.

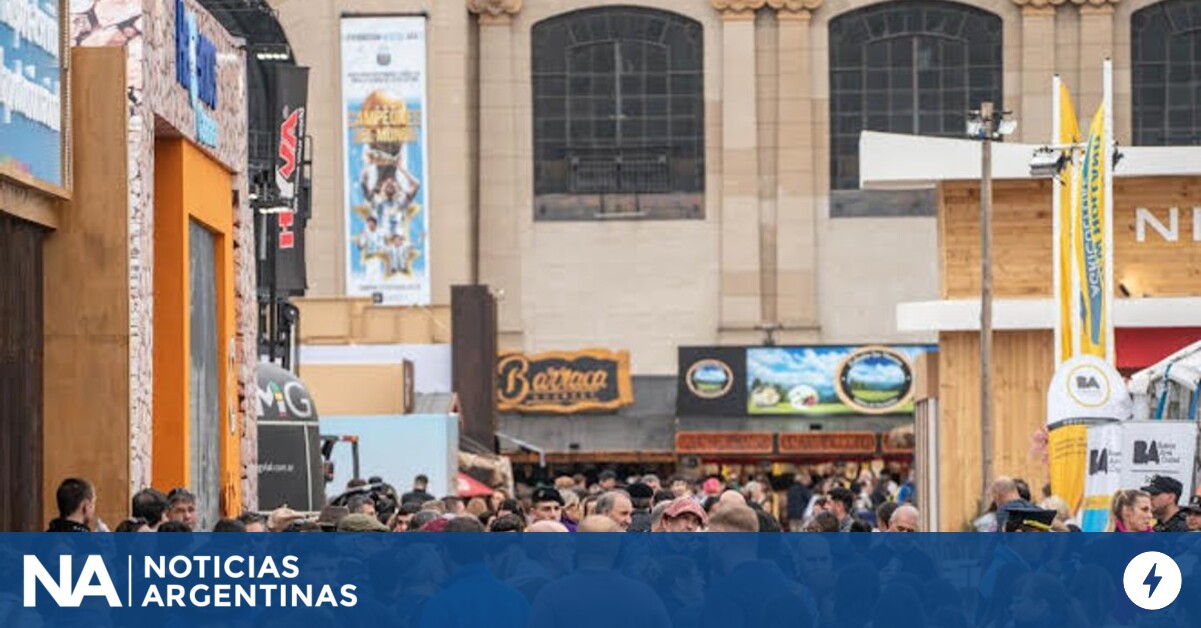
left=1029, top=147, right=1067, bottom=178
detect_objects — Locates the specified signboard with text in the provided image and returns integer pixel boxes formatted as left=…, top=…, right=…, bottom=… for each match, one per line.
left=497, top=349, right=634, bottom=414
left=0, top=0, right=67, bottom=192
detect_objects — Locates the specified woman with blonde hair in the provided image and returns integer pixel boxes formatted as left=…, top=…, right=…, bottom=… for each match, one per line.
left=1108, top=489, right=1153, bottom=532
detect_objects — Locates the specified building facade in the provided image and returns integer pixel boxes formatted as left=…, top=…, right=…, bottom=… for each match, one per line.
left=273, top=0, right=1201, bottom=479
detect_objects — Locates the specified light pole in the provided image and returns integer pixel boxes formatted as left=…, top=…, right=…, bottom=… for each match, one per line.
left=967, top=102, right=1015, bottom=510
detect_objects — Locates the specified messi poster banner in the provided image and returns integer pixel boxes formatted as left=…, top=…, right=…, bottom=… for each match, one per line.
left=747, top=345, right=936, bottom=416
left=340, top=16, right=430, bottom=306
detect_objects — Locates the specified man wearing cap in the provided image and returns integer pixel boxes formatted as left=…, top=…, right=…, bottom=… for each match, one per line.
left=1002, top=507, right=1058, bottom=532
left=1144, top=475, right=1190, bottom=532
left=659, top=498, right=708, bottom=532
left=1185, top=496, right=1201, bottom=532
left=530, top=487, right=576, bottom=531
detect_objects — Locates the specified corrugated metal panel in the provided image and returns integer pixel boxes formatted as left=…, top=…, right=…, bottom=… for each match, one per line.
left=189, top=222, right=221, bottom=531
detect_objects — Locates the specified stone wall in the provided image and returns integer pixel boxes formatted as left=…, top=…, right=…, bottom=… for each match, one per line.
left=70, top=0, right=256, bottom=506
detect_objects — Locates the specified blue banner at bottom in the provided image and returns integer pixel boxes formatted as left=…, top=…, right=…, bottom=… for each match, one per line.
left=4, top=533, right=1201, bottom=627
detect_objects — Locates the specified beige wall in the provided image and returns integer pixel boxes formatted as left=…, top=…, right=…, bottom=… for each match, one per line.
left=279, top=0, right=1148, bottom=375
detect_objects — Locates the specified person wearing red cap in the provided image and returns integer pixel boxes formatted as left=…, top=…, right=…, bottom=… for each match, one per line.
left=660, top=498, right=707, bottom=532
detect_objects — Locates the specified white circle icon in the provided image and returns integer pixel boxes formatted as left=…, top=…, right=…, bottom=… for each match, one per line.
left=1123, top=551, right=1182, bottom=611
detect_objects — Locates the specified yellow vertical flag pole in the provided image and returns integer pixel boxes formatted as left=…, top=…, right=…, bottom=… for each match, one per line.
left=1052, top=76, right=1080, bottom=365
left=1103, top=58, right=1115, bottom=365
left=1048, top=75, right=1088, bottom=517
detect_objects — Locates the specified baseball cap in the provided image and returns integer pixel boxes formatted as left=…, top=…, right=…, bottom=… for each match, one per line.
left=702, top=478, right=721, bottom=495
left=532, top=486, right=564, bottom=506
left=1186, top=495, right=1201, bottom=515
left=663, top=498, right=709, bottom=525
left=1142, top=475, right=1183, bottom=498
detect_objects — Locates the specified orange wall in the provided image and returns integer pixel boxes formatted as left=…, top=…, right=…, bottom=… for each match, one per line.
left=153, top=139, right=241, bottom=516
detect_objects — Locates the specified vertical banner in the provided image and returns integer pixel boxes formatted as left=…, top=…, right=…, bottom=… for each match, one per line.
left=1052, top=77, right=1080, bottom=365
left=341, top=16, right=430, bottom=306
left=274, top=64, right=310, bottom=295
left=1081, top=422, right=1122, bottom=532
left=1075, top=103, right=1108, bottom=361
left=1047, top=424, right=1088, bottom=516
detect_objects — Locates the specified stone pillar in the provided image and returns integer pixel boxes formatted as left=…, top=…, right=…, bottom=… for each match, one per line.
left=468, top=0, right=523, bottom=337
left=1013, top=1, right=1061, bottom=143
left=1076, top=0, right=1118, bottom=119
left=713, top=0, right=763, bottom=339
left=771, top=0, right=820, bottom=330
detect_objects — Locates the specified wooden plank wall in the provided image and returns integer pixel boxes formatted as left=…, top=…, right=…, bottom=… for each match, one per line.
left=938, top=330, right=1054, bottom=531
left=0, top=212, right=47, bottom=531
left=42, top=48, right=132, bottom=530
left=942, top=178, right=1201, bottom=298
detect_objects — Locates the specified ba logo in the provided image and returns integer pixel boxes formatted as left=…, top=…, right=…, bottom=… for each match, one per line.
left=1075, top=375, right=1100, bottom=390
left=1133, top=440, right=1160, bottom=465
left=23, top=556, right=122, bottom=608
left=1089, top=449, right=1109, bottom=475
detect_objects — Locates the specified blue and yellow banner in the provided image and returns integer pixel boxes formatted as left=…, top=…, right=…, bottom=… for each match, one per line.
left=1076, top=105, right=1109, bottom=360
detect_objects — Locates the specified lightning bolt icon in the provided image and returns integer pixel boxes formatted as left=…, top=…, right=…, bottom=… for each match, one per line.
left=1144, top=563, right=1163, bottom=598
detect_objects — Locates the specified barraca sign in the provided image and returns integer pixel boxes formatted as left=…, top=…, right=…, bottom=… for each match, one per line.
left=497, top=349, right=634, bottom=414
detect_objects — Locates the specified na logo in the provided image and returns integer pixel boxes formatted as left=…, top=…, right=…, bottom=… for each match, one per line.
left=1076, top=375, right=1101, bottom=390
left=1133, top=440, right=1160, bottom=465
left=23, top=555, right=122, bottom=608
left=1089, top=449, right=1109, bottom=475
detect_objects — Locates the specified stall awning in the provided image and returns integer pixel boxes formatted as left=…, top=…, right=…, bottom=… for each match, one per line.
left=456, top=473, right=493, bottom=498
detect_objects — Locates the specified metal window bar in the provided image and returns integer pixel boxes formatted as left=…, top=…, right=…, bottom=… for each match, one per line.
left=570, top=153, right=670, bottom=194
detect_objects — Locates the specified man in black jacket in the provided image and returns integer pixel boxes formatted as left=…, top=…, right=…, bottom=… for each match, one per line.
left=786, top=473, right=812, bottom=531
left=1145, top=475, right=1190, bottom=532
left=47, top=478, right=96, bottom=532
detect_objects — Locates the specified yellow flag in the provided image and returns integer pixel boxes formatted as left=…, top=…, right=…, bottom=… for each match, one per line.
left=1076, top=105, right=1108, bottom=359
left=1056, top=84, right=1080, bottom=364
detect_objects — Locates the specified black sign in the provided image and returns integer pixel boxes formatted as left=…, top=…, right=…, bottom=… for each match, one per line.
left=272, top=64, right=309, bottom=295
left=677, top=347, right=747, bottom=417
left=256, top=363, right=323, bottom=511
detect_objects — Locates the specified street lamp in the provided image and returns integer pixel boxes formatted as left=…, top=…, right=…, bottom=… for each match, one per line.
left=966, top=102, right=1016, bottom=510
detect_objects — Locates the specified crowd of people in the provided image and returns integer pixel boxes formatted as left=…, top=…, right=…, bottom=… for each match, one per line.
left=33, top=470, right=1201, bottom=628
left=44, top=467, right=1201, bottom=535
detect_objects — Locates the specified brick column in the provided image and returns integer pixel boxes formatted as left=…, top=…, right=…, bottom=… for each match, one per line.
left=771, top=0, right=820, bottom=330
left=468, top=0, right=523, bottom=335
left=713, top=0, right=764, bottom=337
left=1015, top=2, right=1059, bottom=143
left=1076, top=0, right=1118, bottom=117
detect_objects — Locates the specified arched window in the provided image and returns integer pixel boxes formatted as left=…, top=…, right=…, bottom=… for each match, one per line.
left=1132, top=0, right=1201, bottom=145
left=828, top=1, right=1003, bottom=211
left=532, top=7, right=704, bottom=220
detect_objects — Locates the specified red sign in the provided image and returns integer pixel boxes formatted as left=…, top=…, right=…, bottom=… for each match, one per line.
left=778, top=432, right=878, bottom=455
left=675, top=432, right=774, bottom=454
